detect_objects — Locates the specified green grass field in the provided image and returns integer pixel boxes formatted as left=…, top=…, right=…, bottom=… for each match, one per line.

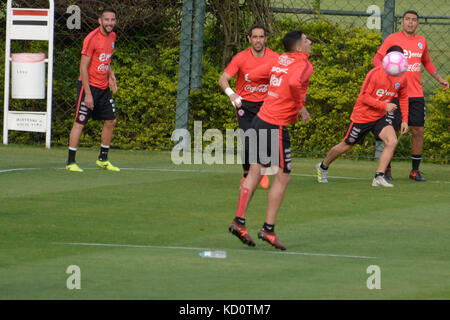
left=0, top=144, right=449, bottom=299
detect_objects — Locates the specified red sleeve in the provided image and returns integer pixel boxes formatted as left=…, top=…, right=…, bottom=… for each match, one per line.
left=289, top=62, right=312, bottom=109
left=81, top=34, right=95, bottom=57
left=398, top=78, right=409, bottom=122
left=373, top=52, right=383, bottom=67
left=421, top=40, right=437, bottom=75
left=360, top=70, right=387, bottom=111
left=373, top=35, right=392, bottom=67
left=224, top=54, right=241, bottom=78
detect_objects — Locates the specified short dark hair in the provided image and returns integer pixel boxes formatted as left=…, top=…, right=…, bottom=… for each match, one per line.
left=283, top=30, right=303, bottom=52
left=248, top=24, right=266, bottom=37
left=386, top=45, right=404, bottom=54
left=100, top=8, right=117, bottom=18
left=403, top=10, right=419, bottom=18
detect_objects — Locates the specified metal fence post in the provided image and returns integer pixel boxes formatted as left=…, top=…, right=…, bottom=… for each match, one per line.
left=382, top=0, right=395, bottom=40
left=190, top=0, right=206, bottom=92
left=175, top=0, right=193, bottom=132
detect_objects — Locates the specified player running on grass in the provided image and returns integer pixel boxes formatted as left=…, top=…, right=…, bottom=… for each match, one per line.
left=316, top=46, right=409, bottom=188
left=372, top=10, right=449, bottom=181
left=229, top=30, right=313, bottom=250
left=219, top=24, right=279, bottom=190
left=66, top=8, right=120, bottom=172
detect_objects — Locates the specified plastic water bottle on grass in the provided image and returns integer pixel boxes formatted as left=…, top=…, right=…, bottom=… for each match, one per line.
left=199, top=251, right=226, bottom=258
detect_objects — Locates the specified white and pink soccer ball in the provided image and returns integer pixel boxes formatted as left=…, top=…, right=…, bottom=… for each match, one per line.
left=382, top=51, right=408, bottom=77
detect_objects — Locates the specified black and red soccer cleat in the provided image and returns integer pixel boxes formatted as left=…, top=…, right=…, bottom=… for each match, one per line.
left=229, top=221, right=255, bottom=247
left=409, top=169, right=426, bottom=182
left=257, top=228, right=286, bottom=250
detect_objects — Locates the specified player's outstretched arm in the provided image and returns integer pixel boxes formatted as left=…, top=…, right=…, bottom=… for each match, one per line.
left=431, top=71, right=449, bottom=91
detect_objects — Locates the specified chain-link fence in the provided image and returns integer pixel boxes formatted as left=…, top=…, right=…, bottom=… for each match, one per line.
left=268, top=0, right=449, bottom=161
left=270, top=0, right=449, bottom=100
left=1, top=0, right=448, bottom=160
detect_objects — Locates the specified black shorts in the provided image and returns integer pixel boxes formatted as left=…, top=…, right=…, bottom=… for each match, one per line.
left=343, top=115, right=393, bottom=145
left=236, top=100, right=263, bottom=130
left=249, top=116, right=292, bottom=174
left=391, top=97, right=426, bottom=128
left=237, top=100, right=263, bottom=168
left=75, top=81, right=117, bottom=125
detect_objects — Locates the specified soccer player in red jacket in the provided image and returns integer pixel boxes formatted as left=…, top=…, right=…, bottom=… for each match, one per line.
left=316, top=46, right=409, bottom=188
left=219, top=25, right=279, bottom=190
left=228, top=30, right=313, bottom=250
left=373, top=10, right=449, bottom=181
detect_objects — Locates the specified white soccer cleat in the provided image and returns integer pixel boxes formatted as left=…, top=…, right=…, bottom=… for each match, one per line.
left=316, top=162, right=328, bottom=183
left=372, top=176, right=394, bottom=187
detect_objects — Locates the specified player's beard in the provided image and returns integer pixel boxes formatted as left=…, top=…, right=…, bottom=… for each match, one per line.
left=101, top=22, right=114, bottom=34
left=406, top=25, right=416, bottom=33
left=252, top=43, right=264, bottom=53
left=403, top=22, right=417, bottom=34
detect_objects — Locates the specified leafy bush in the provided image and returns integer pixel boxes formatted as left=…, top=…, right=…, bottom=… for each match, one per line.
left=423, top=79, right=450, bottom=162
left=0, top=15, right=447, bottom=161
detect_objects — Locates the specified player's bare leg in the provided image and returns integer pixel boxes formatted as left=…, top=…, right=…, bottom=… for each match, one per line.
left=96, top=119, right=120, bottom=171
left=265, top=168, right=290, bottom=225
left=316, top=141, right=352, bottom=183
left=377, top=126, right=397, bottom=173
left=410, top=126, right=425, bottom=181
left=411, top=126, right=424, bottom=155
left=229, top=163, right=262, bottom=247
left=236, top=163, right=262, bottom=219
left=372, top=126, right=396, bottom=187
left=323, top=141, right=353, bottom=167
left=69, top=122, right=85, bottom=150
left=256, top=167, right=289, bottom=250
left=66, top=122, right=85, bottom=172
left=241, top=161, right=269, bottom=190
left=101, top=119, right=117, bottom=147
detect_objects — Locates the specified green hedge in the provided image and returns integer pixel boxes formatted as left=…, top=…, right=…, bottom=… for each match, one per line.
left=423, top=82, right=450, bottom=162
left=0, top=18, right=448, bottom=161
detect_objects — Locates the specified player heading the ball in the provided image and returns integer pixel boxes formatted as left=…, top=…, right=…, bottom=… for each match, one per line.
left=316, top=45, right=409, bottom=188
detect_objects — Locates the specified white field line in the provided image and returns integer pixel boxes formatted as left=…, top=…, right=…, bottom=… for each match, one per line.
left=3, top=166, right=449, bottom=184
left=119, top=167, right=369, bottom=180
left=56, top=166, right=369, bottom=179
left=102, top=167, right=450, bottom=183
left=54, top=241, right=378, bottom=260
left=0, top=168, right=39, bottom=173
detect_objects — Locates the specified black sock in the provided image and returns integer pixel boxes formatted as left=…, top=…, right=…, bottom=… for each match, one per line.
left=263, top=222, right=274, bottom=232
left=99, top=145, right=110, bottom=161
left=387, top=162, right=391, bottom=169
left=320, top=162, right=328, bottom=170
left=412, top=154, right=421, bottom=171
left=234, top=217, right=246, bottom=225
left=375, top=172, right=384, bottom=178
left=67, top=148, right=77, bottom=164
left=243, top=172, right=248, bottom=178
